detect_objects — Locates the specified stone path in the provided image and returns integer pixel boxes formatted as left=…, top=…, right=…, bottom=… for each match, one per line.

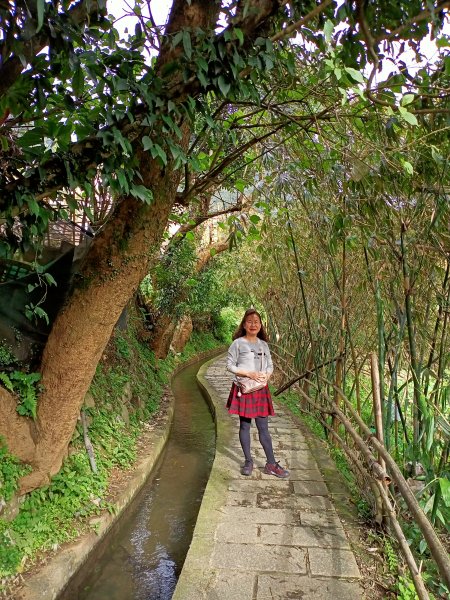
left=173, top=355, right=364, bottom=600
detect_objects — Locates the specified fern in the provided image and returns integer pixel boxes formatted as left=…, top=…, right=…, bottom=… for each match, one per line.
left=0, top=372, right=14, bottom=393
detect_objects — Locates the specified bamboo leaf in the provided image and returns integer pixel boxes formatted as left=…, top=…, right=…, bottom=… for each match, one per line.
left=437, top=415, right=450, bottom=438
left=425, top=414, right=435, bottom=452
left=438, top=478, right=450, bottom=507
left=36, top=0, right=45, bottom=33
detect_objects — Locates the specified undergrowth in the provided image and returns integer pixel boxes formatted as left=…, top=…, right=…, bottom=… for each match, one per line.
left=0, top=324, right=221, bottom=585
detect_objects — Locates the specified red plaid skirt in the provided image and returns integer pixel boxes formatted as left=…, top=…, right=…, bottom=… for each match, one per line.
left=226, top=383, right=275, bottom=418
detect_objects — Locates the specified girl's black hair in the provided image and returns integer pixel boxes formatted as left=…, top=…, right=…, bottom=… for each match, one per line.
left=233, top=308, right=268, bottom=341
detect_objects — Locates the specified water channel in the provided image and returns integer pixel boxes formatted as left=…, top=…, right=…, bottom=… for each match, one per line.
left=59, top=357, right=216, bottom=600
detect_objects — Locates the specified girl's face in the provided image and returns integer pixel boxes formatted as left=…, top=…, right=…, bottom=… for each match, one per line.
left=244, top=314, right=261, bottom=336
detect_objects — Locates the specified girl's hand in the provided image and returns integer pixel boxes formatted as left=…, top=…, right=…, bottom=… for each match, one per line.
left=247, top=371, right=267, bottom=383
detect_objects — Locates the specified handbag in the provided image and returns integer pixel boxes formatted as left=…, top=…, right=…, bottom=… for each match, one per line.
left=236, top=342, right=266, bottom=397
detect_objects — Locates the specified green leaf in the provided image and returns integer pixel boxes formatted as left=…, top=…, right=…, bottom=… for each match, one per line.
left=401, top=160, right=414, bottom=175
left=425, top=414, right=435, bottom=452
left=34, top=307, right=49, bottom=325
left=198, top=70, right=208, bottom=88
left=116, top=169, right=129, bottom=194
left=436, top=36, right=450, bottom=48
left=344, top=67, right=364, bottom=83
left=27, top=196, right=41, bottom=216
left=130, top=185, right=153, bottom=204
left=43, top=273, right=57, bottom=286
left=142, top=135, right=153, bottom=151
left=196, top=56, right=208, bottom=73
left=72, top=68, right=84, bottom=96
left=234, top=27, right=244, bottom=46
left=183, top=31, right=192, bottom=60
left=210, top=247, right=217, bottom=257
left=323, top=20, right=334, bottom=43
left=438, top=478, right=450, bottom=507
left=36, top=0, right=45, bottom=33
left=172, top=31, right=183, bottom=47
left=218, top=75, right=231, bottom=97
left=401, top=93, right=415, bottom=106
left=0, top=373, right=14, bottom=393
left=150, top=143, right=167, bottom=166
left=249, top=215, right=261, bottom=224
left=235, top=179, right=246, bottom=193
left=431, top=145, right=443, bottom=163
left=399, top=109, right=418, bottom=126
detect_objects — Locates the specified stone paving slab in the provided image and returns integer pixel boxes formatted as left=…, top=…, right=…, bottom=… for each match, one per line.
left=211, top=542, right=308, bottom=573
left=259, top=523, right=351, bottom=549
left=257, top=574, right=363, bottom=599
left=172, top=354, right=363, bottom=600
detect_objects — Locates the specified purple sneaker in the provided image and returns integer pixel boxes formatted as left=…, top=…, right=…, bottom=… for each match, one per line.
left=241, top=460, right=253, bottom=476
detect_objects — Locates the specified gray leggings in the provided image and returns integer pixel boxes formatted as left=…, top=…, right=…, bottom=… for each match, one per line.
left=239, top=416, right=275, bottom=464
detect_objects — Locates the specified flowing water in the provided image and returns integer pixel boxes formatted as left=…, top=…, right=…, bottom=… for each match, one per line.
left=59, top=358, right=216, bottom=600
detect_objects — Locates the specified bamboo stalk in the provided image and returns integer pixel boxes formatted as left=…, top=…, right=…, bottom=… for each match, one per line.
left=371, top=352, right=386, bottom=473
left=423, top=261, right=449, bottom=400
left=332, top=231, right=347, bottom=436
left=306, top=371, right=450, bottom=588
left=400, top=222, right=425, bottom=454
left=430, top=275, right=450, bottom=411
left=285, top=202, right=322, bottom=396
left=375, top=480, right=430, bottom=600
left=374, top=279, right=387, bottom=428
left=292, top=384, right=389, bottom=483
left=338, top=393, right=450, bottom=589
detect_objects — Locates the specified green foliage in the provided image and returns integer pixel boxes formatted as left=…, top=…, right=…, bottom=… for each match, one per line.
left=152, top=239, right=197, bottom=316
left=0, top=531, right=22, bottom=578
left=397, top=576, right=419, bottom=600
left=0, top=341, right=17, bottom=371
left=0, top=371, right=42, bottom=419
left=114, top=334, right=132, bottom=360
left=383, top=536, right=399, bottom=574
left=213, top=307, right=241, bottom=343
left=0, top=439, right=29, bottom=503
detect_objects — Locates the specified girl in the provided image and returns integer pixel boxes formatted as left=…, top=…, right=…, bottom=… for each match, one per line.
left=226, top=308, right=289, bottom=478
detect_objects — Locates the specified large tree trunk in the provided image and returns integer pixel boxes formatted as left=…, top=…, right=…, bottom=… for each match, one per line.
left=18, top=151, right=183, bottom=492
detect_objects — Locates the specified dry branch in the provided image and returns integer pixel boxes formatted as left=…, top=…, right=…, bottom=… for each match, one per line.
left=274, top=352, right=345, bottom=396
left=81, top=408, right=97, bottom=474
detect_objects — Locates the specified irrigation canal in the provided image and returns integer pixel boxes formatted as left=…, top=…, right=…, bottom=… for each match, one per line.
left=59, top=357, right=216, bottom=600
